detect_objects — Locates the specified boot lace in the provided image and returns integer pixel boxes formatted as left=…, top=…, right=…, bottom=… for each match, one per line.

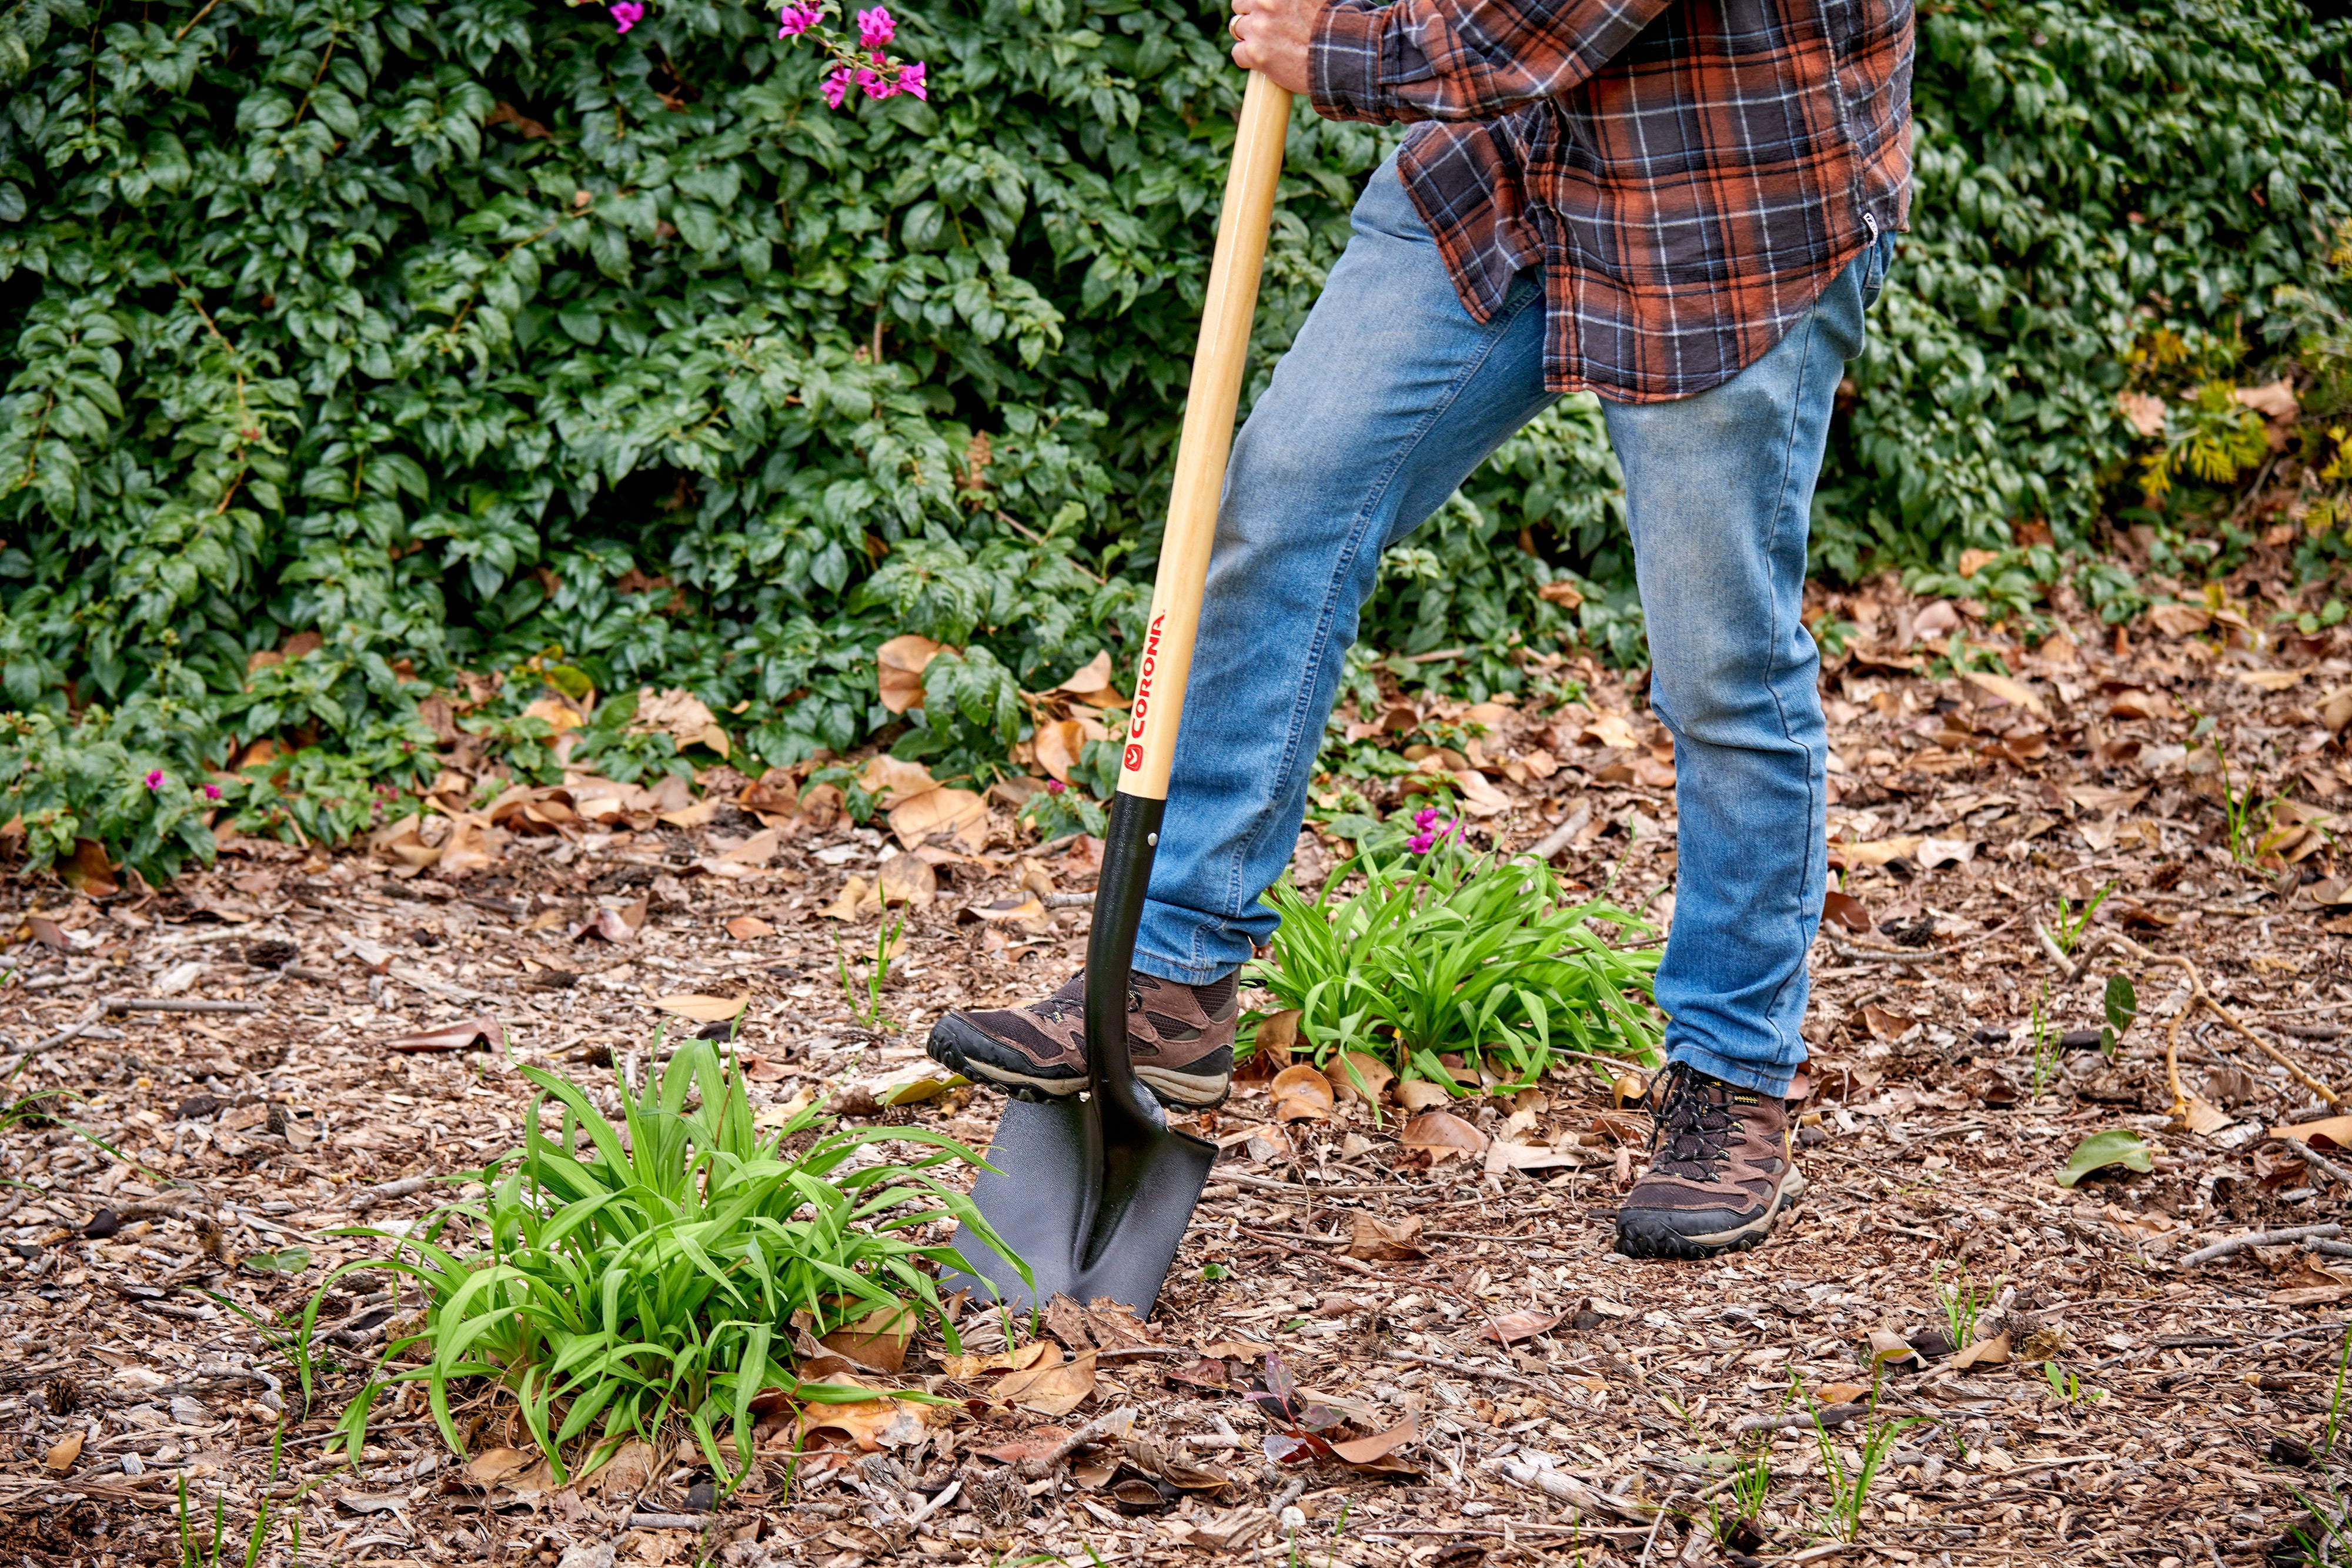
left=1647, top=1064, right=1743, bottom=1181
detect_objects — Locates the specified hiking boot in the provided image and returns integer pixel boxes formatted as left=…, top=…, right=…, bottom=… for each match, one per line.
left=926, top=969, right=1238, bottom=1109
left=1614, top=1062, right=1806, bottom=1259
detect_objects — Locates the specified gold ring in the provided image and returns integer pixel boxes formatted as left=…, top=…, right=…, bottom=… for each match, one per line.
left=1228, top=14, right=1244, bottom=40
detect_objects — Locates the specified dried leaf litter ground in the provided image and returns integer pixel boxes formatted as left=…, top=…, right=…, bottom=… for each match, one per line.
left=9, top=580, right=2352, bottom=1567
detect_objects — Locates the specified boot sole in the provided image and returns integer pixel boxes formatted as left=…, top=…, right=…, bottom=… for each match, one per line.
left=927, top=1015, right=1230, bottom=1111
left=1613, top=1171, right=1808, bottom=1261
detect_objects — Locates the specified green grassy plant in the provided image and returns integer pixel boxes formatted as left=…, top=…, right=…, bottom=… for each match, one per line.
left=836, top=907, right=907, bottom=1030
left=1803, top=1373, right=1919, bottom=1543
left=2042, top=1362, right=2101, bottom=1406
left=177, top=1426, right=295, bottom=1568
left=328, top=1036, right=1023, bottom=1486
left=2050, top=880, right=2113, bottom=957
left=2027, top=984, right=2063, bottom=1103
left=1930, top=1262, right=1983, bottom=1353
left=2326, top=1324, right=2352, bottom=1456
left=1248, top=824, right=1662, bottom=1094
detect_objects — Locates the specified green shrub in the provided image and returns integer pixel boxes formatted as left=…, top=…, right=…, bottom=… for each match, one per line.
left=1248, top=815, right=1662, bottom=1094
left=1, top=0, right=2347, bottom=876
left=332, top=1037, right=1020, bottom=1483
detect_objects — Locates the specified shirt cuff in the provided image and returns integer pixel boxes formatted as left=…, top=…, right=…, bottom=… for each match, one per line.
left=1308, top=0, right=1391, bottom=123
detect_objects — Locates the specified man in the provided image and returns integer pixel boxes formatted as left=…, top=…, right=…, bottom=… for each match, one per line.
left=928, top=0, right=1912, bottom=1260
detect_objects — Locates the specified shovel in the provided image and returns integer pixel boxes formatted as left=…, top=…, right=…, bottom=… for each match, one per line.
left=942, top=71, right=1294, bottom=1318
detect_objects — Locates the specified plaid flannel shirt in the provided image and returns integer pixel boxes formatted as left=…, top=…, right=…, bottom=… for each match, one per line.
left=1309, top=0, right=1915, bottom=402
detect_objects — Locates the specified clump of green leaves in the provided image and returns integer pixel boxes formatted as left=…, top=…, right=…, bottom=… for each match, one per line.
left=1248, top=820, right=1662, bottom=1092
left=1930, top=1261, right=1984, bottom=1353
left=330, top=1037, right=1023, bottom=1485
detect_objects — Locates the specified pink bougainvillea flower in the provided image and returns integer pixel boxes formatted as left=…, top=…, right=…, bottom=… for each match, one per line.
left=856, top=5, right=893, bottom=45
left=895, top=59, right=927, bottom=99
left=821, top=65, right=853, bottom=107
left=775, top=2, right=819, bottom=35
left=143, top=770, right=165, bottom=790
left=202, top=783, right=223, bottom=801
left=609, top=1, right=643, bottom=30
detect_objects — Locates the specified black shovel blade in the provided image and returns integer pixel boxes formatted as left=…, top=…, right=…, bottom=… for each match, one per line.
left=943, top=1091, right=1214, bottom=1315
left=940, top=791, right=1217, bottom=1317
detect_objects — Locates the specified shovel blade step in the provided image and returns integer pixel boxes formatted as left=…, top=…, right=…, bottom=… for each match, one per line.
left=943, top=1094, right=1215, bottom=1316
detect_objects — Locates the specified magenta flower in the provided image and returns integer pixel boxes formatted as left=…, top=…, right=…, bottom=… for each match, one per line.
left=857, top=64, right=890, bottom=98
left=1406, top=829, right=1435, bottom=854
left=895, top=59, right=927, bottom=99
left=143, top=770, right=165, bottom=790
left=1044, top=778, right=1065, bottom=794
left=202, top=783, right=222, bottom=801
left=856, top=5, right=894, bottom=45
left=776, top=1, right=819, bottom=35
left=822, top=65, right=853, bottom=107
left=609, top=0, right=642, bottom=29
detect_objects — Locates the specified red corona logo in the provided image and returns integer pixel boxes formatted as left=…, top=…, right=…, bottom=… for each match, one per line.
left=1124, top=612, right=1167, bottom=763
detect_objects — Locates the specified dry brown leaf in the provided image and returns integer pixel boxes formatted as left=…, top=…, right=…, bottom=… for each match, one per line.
left=2119, top=390, right=2167, bottom=437
left=940, top=1341, right=1057, bottom=1381
left=993, top=1347, right=1098, bottom=1417
left=888, top=785, right=988, bottom=853
left=1269, top=1064, right=1335, bottom=1123
left=44, top=1431, right=81, bottom=1471
left=1451, top=768, right=1513, bottom=818
left=1949, top=1331, right=2012, bottom=1370
left=726, top=915, right=774, bottom=940
left=2148, top=602, right=2213, bottom=637
left=1962, top=670, right=2047, bottom=716
left=1056, top=650, right=1126, bottom=706
left=2239, top=668, right=2306, bottom=693
left=1034, top=720, right=1087, bottom=784
left=463, top=1447, right=539, bottom=1486
left=1821, top=889, right=1873, bottom=934
left=2237, top=378, right=2300, bottom=422
left=1325, top=1049, right=1394, bottom=1102
left=1860, top=1003, right=1916, bottom=1041
left=2180, top=1094, right=2235, bottom=1136
left=386, top=1015, right=503, bottom=1054
left=1394, top=1079, right=1455, bottom=1113
left=1328, top=1415, right=1418, bottom=1466
left=2271, top=1284, right=2352, bottom=1306
left=2275, top=1116, right=2352, bottom=1150
left=1398, top=1108, right=1486, bottom=1165
left=821, top=877, right=875, bottom=921
left=634, top=688, right=729, bottom=755
left=877, top=634, right=948, bottom=714
left=820, top=1305, right=916, bottom=1373
left=1345, top=1212, right=1425, bottom=1261
left=1250, top=1010, right=1301, bottom=1075
left=577, top=1439, right=662, bottom=1495
left=651, top=994, right=745, bottom=1024
left=1478, top=1309, right=1561, bottom=1344
left=877, top=853, right=939, bottom=908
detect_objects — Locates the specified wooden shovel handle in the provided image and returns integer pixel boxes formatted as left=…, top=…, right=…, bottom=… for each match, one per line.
left=1115, top=72, right=1293, bottom=802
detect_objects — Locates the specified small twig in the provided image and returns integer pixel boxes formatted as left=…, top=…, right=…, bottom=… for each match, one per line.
left=1526, top=804, right=1593, bottom=862
left=1017, top=1406, right=1133, bottom=1480
left=173, top=0, right=228, bottom=38
left=2034, top=922, right=2080, bottom=979
left=2266, top=1137, right=2352, bottom=1188
left=1485, top=1456, right=1655, bottom=1522
left=100, top=997, right=268, bottom=1015
left=346, top=1175, right=435, bottom=1213
left=1380, top=1348, right=1555, bottom=1398
left=1729, top=1400, right=1868, bottom=1436
left=2179, top=1222, right=2343, bottom=1267
left=627, top=1514, right=714, bottom=1530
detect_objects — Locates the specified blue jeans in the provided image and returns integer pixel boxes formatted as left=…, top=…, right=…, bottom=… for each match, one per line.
left=1134, top=153, right=1895, bottom=1098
